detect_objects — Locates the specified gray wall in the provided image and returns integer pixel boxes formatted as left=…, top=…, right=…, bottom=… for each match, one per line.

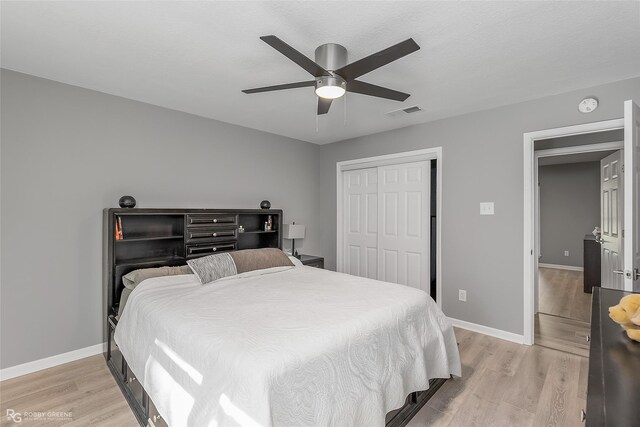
left=0, top=70, right=320, bottom=369
left=318, top=76, right=640, bottom=336
left=539, top=162, right=600, bottom=267
left=3, top=69, right=640, bottom=367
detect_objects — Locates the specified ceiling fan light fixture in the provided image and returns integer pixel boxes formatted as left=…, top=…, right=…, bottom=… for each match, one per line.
left=315, top=76, right=346, bottom=99
left=243, top=36, right=420, bottom=115
left=315, top=85, right=346, bottom=99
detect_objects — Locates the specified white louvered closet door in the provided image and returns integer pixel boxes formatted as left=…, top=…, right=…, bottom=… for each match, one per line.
left=342, top=161, right=431, bottom=295
left=377, top=162, right=430, bottom=293
left=343, top=168, right=379, bottom=279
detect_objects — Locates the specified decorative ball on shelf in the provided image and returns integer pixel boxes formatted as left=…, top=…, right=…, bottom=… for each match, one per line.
left=260, top=200, right=271, bottom=210
left=119, top=195, right=137, bottom=208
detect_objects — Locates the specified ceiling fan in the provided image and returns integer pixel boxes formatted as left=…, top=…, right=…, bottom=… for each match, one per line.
left=242, top=35, right=420, bottom=115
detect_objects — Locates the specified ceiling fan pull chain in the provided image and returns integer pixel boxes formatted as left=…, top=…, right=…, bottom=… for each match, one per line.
left=316, top=108, right=319, bottom=132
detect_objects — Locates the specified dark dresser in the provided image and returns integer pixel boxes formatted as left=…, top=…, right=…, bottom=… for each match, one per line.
left=583, top=235, right=601, bottom=293
left=586, top=287, right=640, bottom=426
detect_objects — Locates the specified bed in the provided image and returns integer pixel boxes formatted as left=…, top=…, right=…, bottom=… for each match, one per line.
left=103, top=208, right=461, bottom=427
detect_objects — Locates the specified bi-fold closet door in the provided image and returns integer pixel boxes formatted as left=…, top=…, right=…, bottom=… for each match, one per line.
left=343, top=161, right=430, bottom=295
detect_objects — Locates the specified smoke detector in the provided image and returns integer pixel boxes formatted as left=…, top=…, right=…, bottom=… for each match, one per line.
left=578, top=97, right=598, bottom=113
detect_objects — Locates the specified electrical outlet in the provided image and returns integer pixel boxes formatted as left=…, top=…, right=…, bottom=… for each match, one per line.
left=458, top=289, right=467, bottom=302
left=564, top=250, right=569, bottom=257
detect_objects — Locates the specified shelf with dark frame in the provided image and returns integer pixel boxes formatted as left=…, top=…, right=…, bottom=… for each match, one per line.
left=116, top=235, right=184, bottom=243
left=115, top=255, right=186, bottom=267
left=239, top=230, right=277, bottom=235
left=104, top=207, right=284, bottom=318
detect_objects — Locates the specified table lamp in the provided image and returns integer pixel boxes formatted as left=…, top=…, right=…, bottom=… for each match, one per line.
left=283, top=222, right=305, bottom=258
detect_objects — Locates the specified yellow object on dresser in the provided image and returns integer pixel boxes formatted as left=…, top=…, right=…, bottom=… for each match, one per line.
left=609, top=294, right=640, bottom=342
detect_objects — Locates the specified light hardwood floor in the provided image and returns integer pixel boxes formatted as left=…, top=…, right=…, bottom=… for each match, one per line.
left=535, top=313, right=590, bottom=357
left=536, top=267, right=592, bottom=356
left=538, top=267, right=591, bottom=323
left=0, top=328, right=587, bottom=427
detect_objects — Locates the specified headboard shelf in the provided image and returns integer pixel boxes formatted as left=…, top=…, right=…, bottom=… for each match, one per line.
left=116, top=255, right=185, bottom=266
left=116, top=235, right=185, bottom=243
left=240, top=230, right=277, bottom=234
left=103, top=208, right=283, bottom=320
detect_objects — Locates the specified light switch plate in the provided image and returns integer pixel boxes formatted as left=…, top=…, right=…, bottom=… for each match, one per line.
left=480, top=202, right=494, bottom=215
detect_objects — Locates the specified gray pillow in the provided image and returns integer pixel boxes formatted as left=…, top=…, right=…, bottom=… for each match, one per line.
left=187, top=253, right=238, bottom=284
left=187, top=249, right=294, bottom=284
left=122, top=265, right=192, bottom=290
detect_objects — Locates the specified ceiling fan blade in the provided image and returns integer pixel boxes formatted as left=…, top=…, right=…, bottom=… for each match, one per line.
left=242, top=80, right=315, bottom=94
left=260, top=35, right=331, bottom=78
left=346, top=80, right=410, bottom=102
left=318, top=97, right=332, bottom=115
left=334, top=38, right=420, bottom=81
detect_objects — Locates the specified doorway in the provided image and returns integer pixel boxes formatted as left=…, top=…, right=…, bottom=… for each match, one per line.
left=336, top=148, right=443, bottom=306
left=524, top=101, right=640, bottom=346
left=535, top=144, right=623, bottom=355
left=523, top=119, right=625, bottom=345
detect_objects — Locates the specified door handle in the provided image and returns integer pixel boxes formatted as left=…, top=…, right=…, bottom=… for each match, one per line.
left=613, top=270, right=625, bottom=275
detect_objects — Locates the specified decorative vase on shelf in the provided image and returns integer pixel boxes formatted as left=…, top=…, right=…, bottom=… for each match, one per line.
left=119, top=195, right=136, bottom=208
left=260, top=200, right=271, bottom=210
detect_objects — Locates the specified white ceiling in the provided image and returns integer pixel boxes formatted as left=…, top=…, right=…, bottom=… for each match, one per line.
left=2, top=1, right=640, bottom=145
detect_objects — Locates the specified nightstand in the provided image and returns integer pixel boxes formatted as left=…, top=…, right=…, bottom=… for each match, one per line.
left=298, top=254, right=324, bottom=269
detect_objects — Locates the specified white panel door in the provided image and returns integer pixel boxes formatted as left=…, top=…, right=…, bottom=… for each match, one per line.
left=601, top=150, right=624, bottom=289
left=624, top=100, right=640, bottom=291
left=377, top=162, right=430, bottom=294
left=342, top=168, right=378, bottom=279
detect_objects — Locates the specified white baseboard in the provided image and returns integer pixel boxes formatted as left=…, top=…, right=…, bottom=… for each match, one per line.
left=0, top=343, right=104, bottom=381
left=538, top=263, right=583, bottom=272
left=448, top=317, right=525, bottom=345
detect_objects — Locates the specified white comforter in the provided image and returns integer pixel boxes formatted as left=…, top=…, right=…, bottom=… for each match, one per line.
left=114, top=266, right=461, bottom=427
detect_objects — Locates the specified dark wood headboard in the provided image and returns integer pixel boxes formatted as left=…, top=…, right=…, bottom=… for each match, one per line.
left=102, top=208, right=283, bottom=318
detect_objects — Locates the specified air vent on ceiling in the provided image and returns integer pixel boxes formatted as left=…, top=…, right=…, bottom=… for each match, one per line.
left=385, top=105, right=424, bottom=118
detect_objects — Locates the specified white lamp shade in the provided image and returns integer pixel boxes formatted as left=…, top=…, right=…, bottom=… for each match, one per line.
left=283, top=224, right=305, bottom=239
